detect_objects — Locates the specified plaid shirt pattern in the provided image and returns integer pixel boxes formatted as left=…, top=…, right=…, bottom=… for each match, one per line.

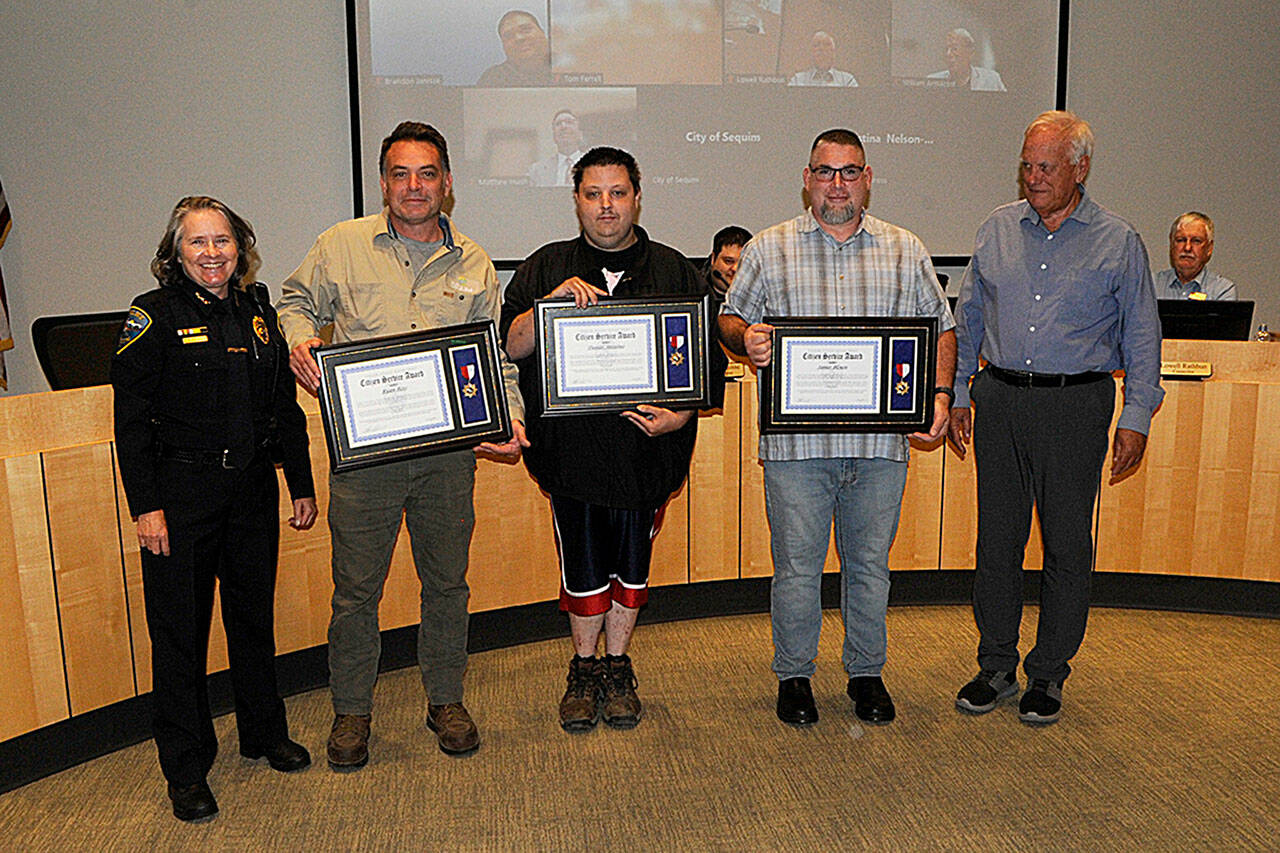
left=723, top=210, right=954, bottom=462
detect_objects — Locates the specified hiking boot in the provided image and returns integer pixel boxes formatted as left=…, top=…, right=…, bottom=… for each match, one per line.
left=559, top=655, right=603, bottom=733
left=326, top=713, right=371, bottom=770
left=601, top=654, right=642, bottom=730
left=426, top=702, right=480, bottom=755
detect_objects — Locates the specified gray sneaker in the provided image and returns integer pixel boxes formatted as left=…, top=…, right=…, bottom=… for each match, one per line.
left=955, top=670, right=1019, bottom=714
left=1018, top=679, right=1063, bottom=725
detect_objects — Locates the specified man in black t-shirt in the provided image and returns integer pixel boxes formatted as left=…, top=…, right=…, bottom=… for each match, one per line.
left=501, top=147, right=724, bottom=733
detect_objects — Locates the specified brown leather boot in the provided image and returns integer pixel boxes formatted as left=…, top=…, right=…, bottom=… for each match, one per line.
left=326, top=713, right=371, bottom=770
left=426, top=702, right=480, bottom=755
left=601, top=654, right=642, bottom=729
left=558, top=655, right=603, bottom=733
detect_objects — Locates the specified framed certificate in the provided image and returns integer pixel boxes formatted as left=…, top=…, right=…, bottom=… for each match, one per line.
left=759, top=316, right=938, bottom=433
left=534, top=294, right=712, bottom=416
left=314, top=321, right=512, bottom=472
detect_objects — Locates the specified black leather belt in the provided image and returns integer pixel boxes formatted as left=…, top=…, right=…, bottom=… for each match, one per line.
left=986, top=365, right=1111, bottom=388
left=159, top=445, right=235, bottom=467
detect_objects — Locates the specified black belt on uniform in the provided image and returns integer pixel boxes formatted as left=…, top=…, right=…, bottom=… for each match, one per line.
left=158, top=442, right=268, bottom=468
left=986, top=365, right=1111, bottom=388
left=158, top=445, right=235, bottom=467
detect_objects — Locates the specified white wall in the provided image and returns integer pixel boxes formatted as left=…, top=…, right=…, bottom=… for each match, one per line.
left=1067, top=0, right=1280, bottom=331
left=0, top=0, right=1276, bottom=394
left=0, top=1, right=352, bottom=394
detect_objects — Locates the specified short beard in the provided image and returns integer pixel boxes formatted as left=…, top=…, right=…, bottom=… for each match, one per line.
left=818, top=200, right=859, bottom=226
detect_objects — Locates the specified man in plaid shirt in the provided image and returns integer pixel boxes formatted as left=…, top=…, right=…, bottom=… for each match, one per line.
left=720, top=128, right=956, bottom=728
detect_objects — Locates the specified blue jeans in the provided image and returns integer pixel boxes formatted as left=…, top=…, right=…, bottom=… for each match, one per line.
left=763, top=457, right=908, bottom=680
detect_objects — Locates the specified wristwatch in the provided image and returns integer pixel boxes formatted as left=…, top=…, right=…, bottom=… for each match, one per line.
left=933, top=385, right=956, bottom=403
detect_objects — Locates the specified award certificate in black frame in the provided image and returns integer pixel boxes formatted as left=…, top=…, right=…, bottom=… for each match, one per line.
left=314, top=321, right=511, bottom=472
left=534, top=295, right=711, bottom=416
left=759, top=316, right=938, bottom=434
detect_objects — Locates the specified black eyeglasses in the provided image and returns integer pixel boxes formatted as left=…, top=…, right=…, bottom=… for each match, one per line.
left=809, top=164, right=865, bottom=182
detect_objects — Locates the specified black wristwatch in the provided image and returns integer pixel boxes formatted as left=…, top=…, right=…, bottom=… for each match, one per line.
left=933, top=385, right=956, bottom=404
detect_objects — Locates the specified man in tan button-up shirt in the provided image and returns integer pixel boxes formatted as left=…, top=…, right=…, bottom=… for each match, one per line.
left=278, top=121, right=525, bottom=766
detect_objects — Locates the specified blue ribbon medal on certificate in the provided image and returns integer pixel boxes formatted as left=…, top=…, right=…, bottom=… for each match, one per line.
left=663, top=314, right=693, bottom=391
left=450, top=345, right=491, bottom=426
left=889, top=337, right=917, bottom=412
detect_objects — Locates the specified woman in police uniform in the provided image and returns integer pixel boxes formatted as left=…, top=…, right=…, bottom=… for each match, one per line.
left=111, top=196, right=317, bottom=823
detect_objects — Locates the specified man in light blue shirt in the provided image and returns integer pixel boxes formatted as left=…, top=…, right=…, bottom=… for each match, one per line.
left=1153, top=211, right=1237, bottom=300
left=949, top=111, right=1163, bottom=726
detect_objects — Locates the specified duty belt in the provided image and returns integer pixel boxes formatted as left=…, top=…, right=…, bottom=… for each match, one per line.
left=158, top=440, right=269, bottom=469
left=986, top=365, right=1111, bottom=388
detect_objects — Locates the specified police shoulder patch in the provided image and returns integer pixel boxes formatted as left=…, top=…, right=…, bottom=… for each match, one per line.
left=116, top=306, right=152, bottom=354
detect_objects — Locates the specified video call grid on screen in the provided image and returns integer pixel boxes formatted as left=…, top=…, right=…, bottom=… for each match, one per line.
left=352, top=0, right=1061, bottom=260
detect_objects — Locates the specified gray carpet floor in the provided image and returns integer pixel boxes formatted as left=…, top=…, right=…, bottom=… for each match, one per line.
left=1, top=605, right=1277, bottom=851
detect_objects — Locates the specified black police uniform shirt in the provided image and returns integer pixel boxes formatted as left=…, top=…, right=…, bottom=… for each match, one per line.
left=111, top=275, right=314, bottom=519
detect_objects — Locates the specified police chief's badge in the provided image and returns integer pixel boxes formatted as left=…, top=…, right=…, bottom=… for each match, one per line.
left=252, top=315, right=271, bottom=345
left=116, top=306, right=152, bottom=354
left=459, top=363, right=478, bottom=397
left=668, top=333, right=685, bottom=366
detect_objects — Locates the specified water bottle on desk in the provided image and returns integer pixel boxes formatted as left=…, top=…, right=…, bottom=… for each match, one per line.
left=1256, top=323, right=1271, bottom=342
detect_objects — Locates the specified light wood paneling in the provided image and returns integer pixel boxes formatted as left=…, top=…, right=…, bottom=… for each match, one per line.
left=0, top=387, right=114, bottom=460
left=689, top=383, right=742, bottom=582
left=0, top=454, right=67, bottom=739
left=43, top=444, right=135, bottom=715
left=650, top=480, right=690, bottom=588
left=1163, top=339, right=1280, bottom=382
left=1099, top=378, right=1280, bottom=582
left=469, top=459, right=560, bottom=612
left=113, top=459, right=151, bottom=694
left=892, top=439, right=944, bottom=570
left=939, top=440, right=1046, bottom=573
left=738, top=377, right=774, bottom=579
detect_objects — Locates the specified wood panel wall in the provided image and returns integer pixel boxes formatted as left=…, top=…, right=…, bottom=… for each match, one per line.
left=2, top=340, right=1277, bottom=744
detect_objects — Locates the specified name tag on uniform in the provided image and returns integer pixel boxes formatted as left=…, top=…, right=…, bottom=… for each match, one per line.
left=178, top=326, right=209, bottom=344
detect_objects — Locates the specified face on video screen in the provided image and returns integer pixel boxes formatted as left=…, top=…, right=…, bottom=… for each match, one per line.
left=945, top=31, right=974, bottom=77
left=553, top=111, right=583, bottom=153
left=498, top=11, right=548, bottom=64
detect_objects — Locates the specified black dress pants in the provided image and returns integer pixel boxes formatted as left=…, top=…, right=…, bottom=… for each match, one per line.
left=970, top=368, right=1115, bottom=684
left=141, top=455, right=287, bottom=786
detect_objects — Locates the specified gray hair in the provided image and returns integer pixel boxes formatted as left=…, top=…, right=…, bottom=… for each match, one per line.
left=948, top=28, right=975, bottom=46
left=1170, top=211, right=1214, bottom=242
left=1025, top=110, right=1094, bottom=165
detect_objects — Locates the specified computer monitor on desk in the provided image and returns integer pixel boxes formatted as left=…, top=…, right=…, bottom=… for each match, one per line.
left=1157, top=299, right=1254, bottom=340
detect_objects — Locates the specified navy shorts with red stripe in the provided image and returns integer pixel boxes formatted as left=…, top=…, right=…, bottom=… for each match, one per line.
left=549, top=493, right=665, bottom=616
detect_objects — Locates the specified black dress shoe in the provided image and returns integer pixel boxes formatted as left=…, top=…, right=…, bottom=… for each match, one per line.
left=168, top=781, right=218, bottom=823
left=776, top=677, right=819, bottom=726
left=240, top=738, right=312, bottom=772
left=848, top=675, right=895, bottom=724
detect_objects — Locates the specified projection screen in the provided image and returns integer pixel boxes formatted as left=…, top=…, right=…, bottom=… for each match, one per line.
left=349, top=0, right=1062, bottom=261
